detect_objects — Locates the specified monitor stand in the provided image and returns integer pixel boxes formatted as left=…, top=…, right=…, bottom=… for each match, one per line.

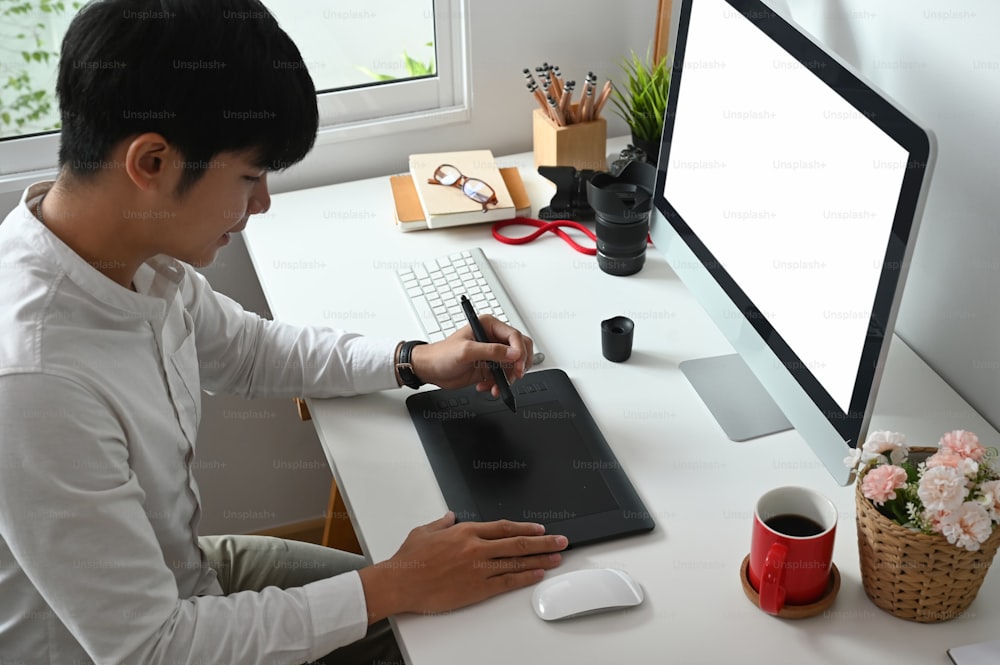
left=680, top=354, right=792, bottom=442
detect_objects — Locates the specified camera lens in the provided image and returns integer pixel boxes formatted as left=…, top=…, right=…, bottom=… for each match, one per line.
left=586, top=162, right=655, bottom=276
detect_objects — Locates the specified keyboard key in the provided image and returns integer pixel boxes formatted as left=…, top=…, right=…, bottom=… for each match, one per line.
left=410, top=295, right=440, bottom=334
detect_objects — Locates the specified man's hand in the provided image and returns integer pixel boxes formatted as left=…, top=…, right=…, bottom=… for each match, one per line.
left=358, top=512, right=567, bottom=622
left=410, top=315, right=533, bottom=395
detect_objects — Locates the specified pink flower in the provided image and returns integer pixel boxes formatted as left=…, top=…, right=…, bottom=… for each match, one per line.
left=939, top=502, right=993, bottom=551
left=861, top=465, right=908, bottom=506
left=917, top=466, right=968, bottom=513
left=927, top=448, right=979, bottom=477
left=940, top=430, right=986, bottom=462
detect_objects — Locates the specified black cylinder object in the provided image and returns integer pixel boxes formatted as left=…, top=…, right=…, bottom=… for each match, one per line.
left=586, top=161, right=656, bottom=276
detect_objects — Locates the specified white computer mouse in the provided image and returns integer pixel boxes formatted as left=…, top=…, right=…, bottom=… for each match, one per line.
left=531, top=568, right=644, bottom=621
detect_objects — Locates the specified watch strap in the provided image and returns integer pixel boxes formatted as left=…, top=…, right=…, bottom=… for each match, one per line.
left=396, top=340, right=428, bottom=389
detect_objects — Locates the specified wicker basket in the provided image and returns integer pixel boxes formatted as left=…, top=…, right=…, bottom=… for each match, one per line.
left=856, top=448, right=1000, bottom=623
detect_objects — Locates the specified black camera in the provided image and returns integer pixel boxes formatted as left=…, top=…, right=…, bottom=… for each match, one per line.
left=537, top=146, right=655, bottom=276
left=609, top=144, right=649, bottom=176
left=537, top=145, right=649, bottom=222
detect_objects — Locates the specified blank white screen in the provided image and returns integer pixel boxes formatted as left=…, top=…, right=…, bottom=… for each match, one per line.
left=664, top=0, right=909, bottom=412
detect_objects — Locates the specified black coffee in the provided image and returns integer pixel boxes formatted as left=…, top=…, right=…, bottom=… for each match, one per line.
left=765, top=513, right=824, bottom=537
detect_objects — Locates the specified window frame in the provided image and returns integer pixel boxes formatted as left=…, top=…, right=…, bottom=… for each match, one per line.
left=0, top=0, right=470, bottom=190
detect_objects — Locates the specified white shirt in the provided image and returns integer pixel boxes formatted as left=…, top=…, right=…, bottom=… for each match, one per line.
left=0, top=182, right=399, bottom=664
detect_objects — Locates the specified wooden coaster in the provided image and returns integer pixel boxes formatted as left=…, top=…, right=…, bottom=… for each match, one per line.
left=740, top=554, right=840, bottom=619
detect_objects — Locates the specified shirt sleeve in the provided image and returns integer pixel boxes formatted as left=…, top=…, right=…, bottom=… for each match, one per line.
left=179, top=265, right=400, bottom=398
left=0, top=373, right=369, bottom=664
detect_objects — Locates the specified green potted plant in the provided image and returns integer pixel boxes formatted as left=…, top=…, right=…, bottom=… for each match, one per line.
left=610, top=50, right=670, bottom=164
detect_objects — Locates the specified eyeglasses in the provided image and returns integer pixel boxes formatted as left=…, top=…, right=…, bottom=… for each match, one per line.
left=427, top=164, right=498, bottom=212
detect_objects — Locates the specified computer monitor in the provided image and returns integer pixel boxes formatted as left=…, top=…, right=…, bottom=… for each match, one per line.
left=649, top=0, right=935, bottom=485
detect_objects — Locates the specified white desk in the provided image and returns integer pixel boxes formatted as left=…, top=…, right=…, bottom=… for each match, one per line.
left=242, top=142, right=999, bottom=664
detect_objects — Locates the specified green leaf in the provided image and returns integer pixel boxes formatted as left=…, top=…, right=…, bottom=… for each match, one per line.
left=358, top=41, right=435, bottom=81
left=402, top=49, right=433, bottom=77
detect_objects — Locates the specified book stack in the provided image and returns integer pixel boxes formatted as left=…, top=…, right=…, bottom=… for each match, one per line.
left=390, top=150, right=531, bottom=232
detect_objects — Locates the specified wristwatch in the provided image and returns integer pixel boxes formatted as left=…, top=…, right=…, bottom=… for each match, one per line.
left=395, top=340, right=427, bottom=389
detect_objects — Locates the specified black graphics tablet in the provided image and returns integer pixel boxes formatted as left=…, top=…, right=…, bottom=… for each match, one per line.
left=406, top=368, right=654, bottom=547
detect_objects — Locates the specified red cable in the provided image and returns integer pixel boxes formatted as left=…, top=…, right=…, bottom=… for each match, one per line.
left=492, top=216, right=653, bottom=255
left=492, top=217, right=597, bottom=255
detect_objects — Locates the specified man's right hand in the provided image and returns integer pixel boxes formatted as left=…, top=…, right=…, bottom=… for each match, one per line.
left=357, top=512, right=568, bottom=623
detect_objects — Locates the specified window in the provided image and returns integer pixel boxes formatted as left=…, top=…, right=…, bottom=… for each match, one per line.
left=267, top=0, right=468, bottom=137
left=0, top=0, right=467, bottom=178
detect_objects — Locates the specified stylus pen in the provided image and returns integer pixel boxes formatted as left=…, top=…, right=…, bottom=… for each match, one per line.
left=459, top=295, right=516, bottom=413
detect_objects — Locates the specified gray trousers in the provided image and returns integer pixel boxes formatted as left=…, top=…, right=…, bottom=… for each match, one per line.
left=199, top=535, right=403, bottom=665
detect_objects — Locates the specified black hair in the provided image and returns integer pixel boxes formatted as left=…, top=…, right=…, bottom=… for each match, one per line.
left=57, top=0, right=318, bottom=195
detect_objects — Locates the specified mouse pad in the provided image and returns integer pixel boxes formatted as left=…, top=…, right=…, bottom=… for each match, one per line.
left=406, top=368, right=655, bottom=547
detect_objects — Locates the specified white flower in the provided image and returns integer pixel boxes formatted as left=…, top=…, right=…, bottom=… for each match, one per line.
left=917, top=466, right=968, bottom=513
left=860, top=430, right=908, bottom=466
left=959, top=457, right=980, bottom=477
left=939, top=502, right=993, bottom=551
left=844, top=448, right=862, bottom=470
left=977, top=480, right=1000, bottom=522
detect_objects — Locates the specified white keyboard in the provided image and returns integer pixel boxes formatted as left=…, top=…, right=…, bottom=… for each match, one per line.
left=395, top=247, right=544, bottom=364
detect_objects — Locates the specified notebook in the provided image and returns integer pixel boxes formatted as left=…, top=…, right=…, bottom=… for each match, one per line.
left=407, top=150, right=517, bottom=228
left=389, top=166, right=531, bottom=232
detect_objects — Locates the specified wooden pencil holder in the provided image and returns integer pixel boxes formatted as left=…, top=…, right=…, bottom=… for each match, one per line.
left=532, top=107, right=608, bottom=172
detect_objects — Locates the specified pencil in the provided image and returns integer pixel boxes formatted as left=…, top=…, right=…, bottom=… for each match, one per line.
left=522, top=67, right=536, bottom=87
left=593, top=80, right=613, bottom=119
left=559, top=80, right=574, bottom=124
left=547, top=93, right=566, bottom=126
left=550, top=64, right=563, bottom=100
left=527, top=81, right=549, bottom=114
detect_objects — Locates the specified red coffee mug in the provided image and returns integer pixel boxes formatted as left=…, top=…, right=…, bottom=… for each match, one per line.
left=748, top=486, right=837, bottom=615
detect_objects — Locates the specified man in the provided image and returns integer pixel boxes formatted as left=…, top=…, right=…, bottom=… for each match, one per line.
left=0, top=1, right=568, bottom=663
